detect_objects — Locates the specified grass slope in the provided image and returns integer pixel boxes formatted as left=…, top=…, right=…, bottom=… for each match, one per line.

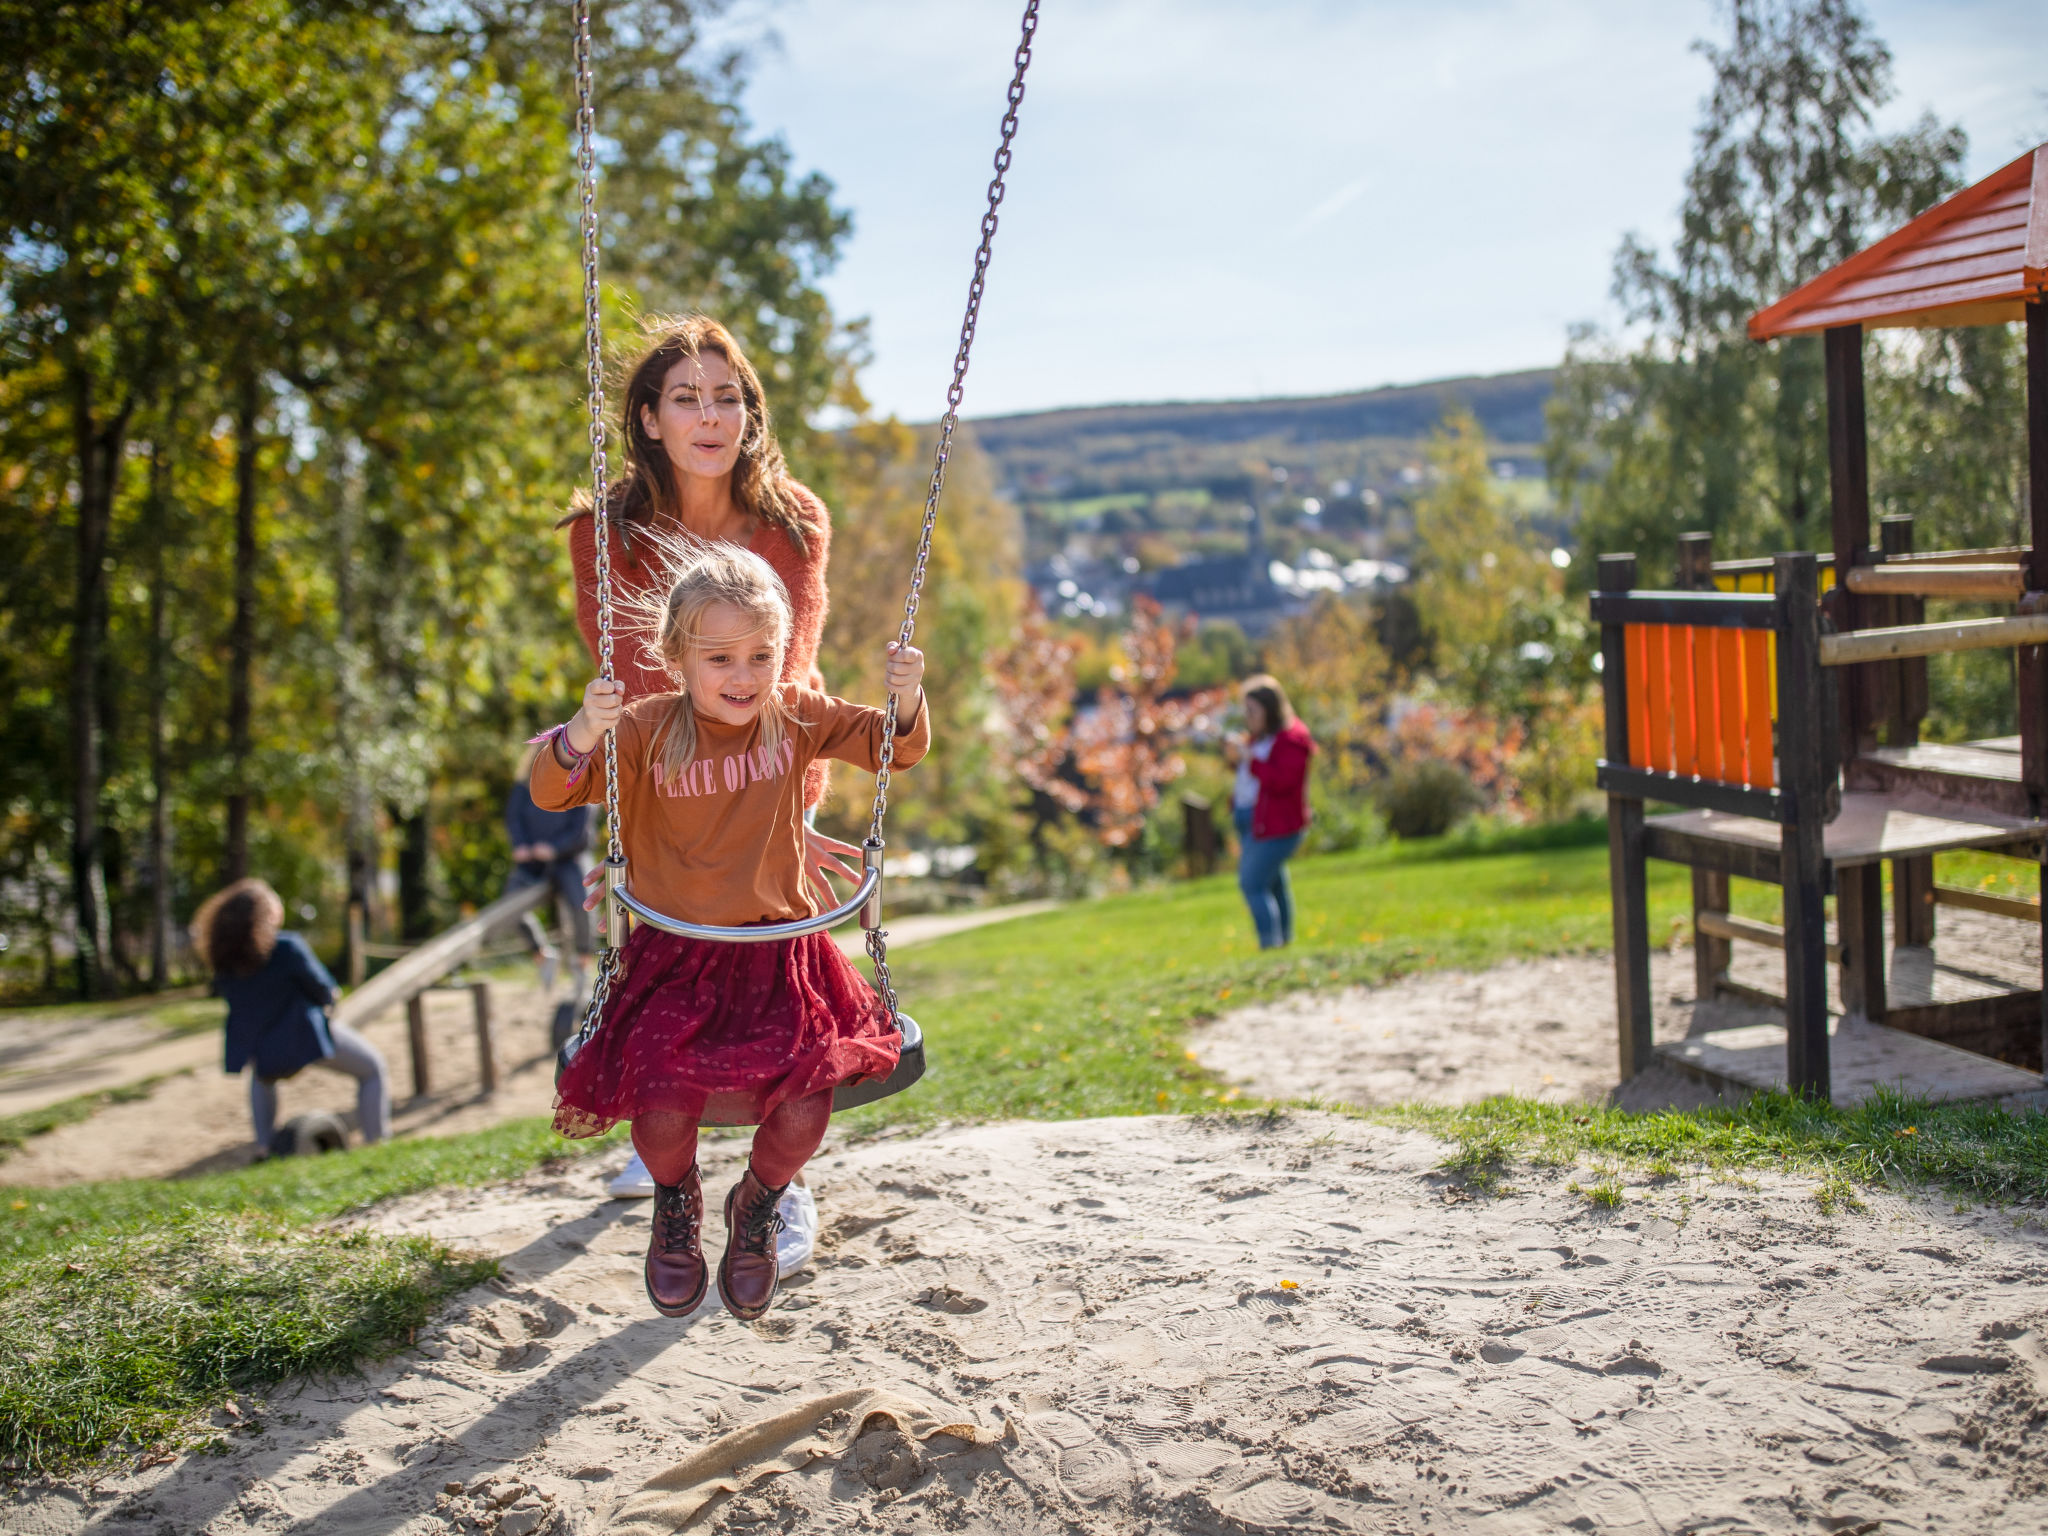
left=846, top=827, right=1692, bottom=1130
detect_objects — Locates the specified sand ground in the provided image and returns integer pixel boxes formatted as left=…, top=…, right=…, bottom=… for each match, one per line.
left=6, top=1112, right=2047, bottom=1534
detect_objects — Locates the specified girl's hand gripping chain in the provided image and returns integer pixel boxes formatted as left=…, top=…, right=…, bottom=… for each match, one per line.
left=884, top=641, right=926, bottom=716
left=563, top=677, right=626, bottom=762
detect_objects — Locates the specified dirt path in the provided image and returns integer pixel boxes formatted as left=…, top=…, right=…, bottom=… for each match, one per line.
left=1191, top=907, right=2043, bottom=1115
left=8, top=1111, right=2046, bottom=1534
left=0, top=901, right=1063, bottom=1187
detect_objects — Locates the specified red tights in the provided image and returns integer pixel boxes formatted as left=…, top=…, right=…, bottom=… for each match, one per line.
left=631, top=1090, right=832, bottom=1189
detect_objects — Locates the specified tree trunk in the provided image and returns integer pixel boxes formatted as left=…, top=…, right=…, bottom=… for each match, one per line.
left=397, top=806, right=434, bottom=941
left=147, top=433, right=172, bottom=988
left=333, top=440, right=378, bottom=975
left=67, top=365, right=131, bottom=998
left=225, top=369, right=260, bottom=882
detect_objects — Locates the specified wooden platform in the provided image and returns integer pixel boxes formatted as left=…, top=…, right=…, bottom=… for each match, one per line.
left=1658, top=1015, right=2046, bottom=1109
left=1848, top=737, right=2029, bottom=818
left=1645, top=788, right=2043, bottom=873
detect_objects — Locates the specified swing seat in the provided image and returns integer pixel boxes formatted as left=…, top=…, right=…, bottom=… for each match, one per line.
left=555, top=1012, right=925, bottom=1107
left=833, top=1013, right=924, bottom=1110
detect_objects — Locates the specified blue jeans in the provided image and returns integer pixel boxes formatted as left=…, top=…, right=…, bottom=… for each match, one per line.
left=1233, top=806, right=1303, bottom=949
left=509, top=855, right=593, bottom=954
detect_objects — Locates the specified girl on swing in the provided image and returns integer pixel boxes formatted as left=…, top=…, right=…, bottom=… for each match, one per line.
left=532, top=543, right=927, bottom=1321
left=563, top=315, right=859, bottom=1200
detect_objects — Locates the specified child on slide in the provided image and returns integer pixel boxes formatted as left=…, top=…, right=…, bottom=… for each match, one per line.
left=533, top=544, right=927, bottom=1320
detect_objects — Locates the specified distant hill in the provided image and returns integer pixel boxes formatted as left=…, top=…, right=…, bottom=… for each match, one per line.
left=967, top=368, right=1555, bottom=502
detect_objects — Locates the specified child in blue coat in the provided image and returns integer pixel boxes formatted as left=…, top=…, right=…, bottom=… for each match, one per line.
left=192, top=879, right=390, bottom=1153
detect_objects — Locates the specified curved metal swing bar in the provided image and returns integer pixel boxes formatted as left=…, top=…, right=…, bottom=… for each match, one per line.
left=610, top=863, right=880, bottom=944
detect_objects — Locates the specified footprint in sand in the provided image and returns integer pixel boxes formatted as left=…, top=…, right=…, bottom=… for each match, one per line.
left=1026, top=1410, right=1135, bottom=1502
left=1218, top=1477, right=1319, bottom=1529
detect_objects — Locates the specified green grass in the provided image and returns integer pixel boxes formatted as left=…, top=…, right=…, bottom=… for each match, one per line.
left=0, top=1217, right=492, bottom=1473
left=0, top=1117, right=617, bottom=1475
left=842, top=832, right=1692, bottom=1131
left=1387, top=1088, right=2048, bottom=1206
left=0, top=1075, right=185, bottom=1163
left=1, top=1116, right=619, bottom=1266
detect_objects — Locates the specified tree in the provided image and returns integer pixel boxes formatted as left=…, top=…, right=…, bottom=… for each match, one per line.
left=1547, top=0, right=1966, bottom=582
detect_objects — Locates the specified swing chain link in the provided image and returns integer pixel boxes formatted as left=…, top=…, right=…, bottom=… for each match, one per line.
left=863, top=0, right=1038, bottom=1022
left=570, top=0, right=621, bottom=1053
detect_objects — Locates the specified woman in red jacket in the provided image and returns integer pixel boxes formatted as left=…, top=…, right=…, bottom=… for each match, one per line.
left=1225, top=674, right=1315, bottom=948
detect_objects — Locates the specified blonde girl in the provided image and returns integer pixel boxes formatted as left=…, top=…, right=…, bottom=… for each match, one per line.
left=533, top=544, right=927, bottom=1322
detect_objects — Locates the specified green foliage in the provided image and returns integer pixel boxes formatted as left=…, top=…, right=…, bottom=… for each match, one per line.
left=0, top=1217, right=492, bottom=1474
left=1377, top=760, right=1480, bottom=840
left=1547, top=0, right=1978, bottom=582
left=2, top=1, right=853, bottom=994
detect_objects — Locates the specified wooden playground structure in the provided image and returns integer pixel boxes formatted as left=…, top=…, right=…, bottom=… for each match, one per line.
left=1594, top=143, right=2048, bottom=1103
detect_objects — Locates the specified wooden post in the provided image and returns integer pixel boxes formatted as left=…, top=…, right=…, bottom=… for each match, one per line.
left=1676, top=531, right=1714, bottom=591
left=346, top=901, right=367, bottom=989
left=1776, top=552, right=1831, bottom=1099
left=406, top=993, right=431, bottom=1099
left=1181, top=794, right=1218, bottom=878
left=1693, top=869, right=1731, bottom=1002
left=2027, top=299, right=2048, bottom=1076
left=1836, top=863, right=1885, bottom=1026
left=470, top=981, right=497, bottom=1095
left=1879, top=515, right=1935, bottom=946
left=1825, top=324, right=1876, bottom=758
left=2021, top=300, right=2048, bottom=816
left=1599, top=553, right=1654, bottom=1081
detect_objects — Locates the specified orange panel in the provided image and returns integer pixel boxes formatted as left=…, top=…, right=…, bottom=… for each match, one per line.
left=1644, top=625, right=1673, bottom=773
left=1742, top=627, right=1774, bottom=790
left=1692, top=627, right=1722, bottom=782
left=1715, top=626, right=1744, bottom=786
left=1625, top=624, right=1649, bottom=768
left=1670, top=625, right=1697, bottom=777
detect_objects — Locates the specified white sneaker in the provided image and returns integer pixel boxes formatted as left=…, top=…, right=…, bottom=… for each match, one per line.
left=607, top=1150, right=656, bottom=1199
left=776, top=1182, right=818, bottom=1278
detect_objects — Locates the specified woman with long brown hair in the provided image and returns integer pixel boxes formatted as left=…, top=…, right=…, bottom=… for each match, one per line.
left=191, top=878, right=390, bottom=1154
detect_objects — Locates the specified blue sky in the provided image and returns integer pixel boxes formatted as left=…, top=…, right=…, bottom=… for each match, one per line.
left=700, top=0, right=2048, bottom=419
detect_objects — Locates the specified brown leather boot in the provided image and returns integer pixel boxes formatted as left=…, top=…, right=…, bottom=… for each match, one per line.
left=644, top=1166, right=707, bottom=1318
left=718, top=1165, right=787, bottom=1321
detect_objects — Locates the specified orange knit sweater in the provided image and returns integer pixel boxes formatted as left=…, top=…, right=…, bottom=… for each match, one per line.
left=567, top=482, right=832, bottom=807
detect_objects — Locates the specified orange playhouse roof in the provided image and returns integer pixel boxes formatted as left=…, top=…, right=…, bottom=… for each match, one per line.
left=1749, top=143, right=2048, bottom=339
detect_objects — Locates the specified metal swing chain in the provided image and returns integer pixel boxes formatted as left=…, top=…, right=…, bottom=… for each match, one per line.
left=566, top=0, right=1038, bottom=1053
left=568, top=0, right=622, bottom=1055
left=864, top=0, right=1039, bottom=1020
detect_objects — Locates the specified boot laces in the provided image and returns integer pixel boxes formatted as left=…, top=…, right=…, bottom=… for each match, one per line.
left=739, top=1182, right=785, bottom=1248
left=655, top=1181, right=699, bottom=1250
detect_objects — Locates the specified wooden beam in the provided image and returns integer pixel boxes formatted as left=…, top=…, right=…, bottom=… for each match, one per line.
left=1836, top=862, right=1886, bottom=1025
left=1818, top=612, right=2048, bottom=667
left=1692, top=869, right=1731, bottom=999
left=406, top=995, right=431, bottom=1100
left=1694, top=908, right=1843, bottom=961
left=1843, top=564, right=2027, bottom=601
left=1776, top=553, right=1832, bottom=1099
left=331, top=880, right=547, bottom=1031
left=1933, top=883, right=2042, bottom=923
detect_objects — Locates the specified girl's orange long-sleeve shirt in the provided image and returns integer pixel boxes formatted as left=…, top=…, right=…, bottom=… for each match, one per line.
left=565, top=482, right=833, bottom=806
left=531, top=687, right=928, bottom=929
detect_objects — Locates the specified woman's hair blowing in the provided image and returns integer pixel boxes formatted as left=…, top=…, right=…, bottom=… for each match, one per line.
left=634, top=543, right=800, bottom=786
left=566, top=314, right=815, bottom=554
left=191, top=878, right=285, bottom=978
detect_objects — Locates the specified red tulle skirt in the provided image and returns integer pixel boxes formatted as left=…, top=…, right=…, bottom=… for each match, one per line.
left=553, top=926, right=899, bottom=1138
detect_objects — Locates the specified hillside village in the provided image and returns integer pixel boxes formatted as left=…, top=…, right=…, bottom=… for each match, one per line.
left=975, top=368, right=1557, bottom=635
